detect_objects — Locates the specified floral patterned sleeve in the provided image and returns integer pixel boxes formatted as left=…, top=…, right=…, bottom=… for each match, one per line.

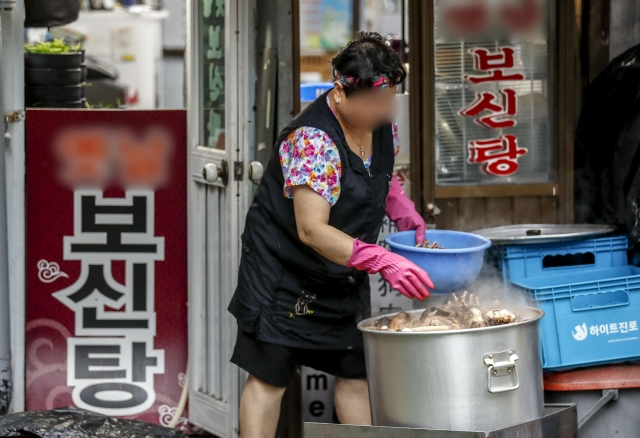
left=279, top=127, right=343, bottom=206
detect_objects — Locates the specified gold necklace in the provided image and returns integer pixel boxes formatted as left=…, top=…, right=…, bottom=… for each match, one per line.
left=334, top=99, right=367, bottom=157
left=350, top=131, right=366, bottom=157
left=342, top=122, right=367, bottom=157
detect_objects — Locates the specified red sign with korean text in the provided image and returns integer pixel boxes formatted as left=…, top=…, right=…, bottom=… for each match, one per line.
left=25, top=110, right=196, bottom=432
left=459, top=46, right=528, bottom=176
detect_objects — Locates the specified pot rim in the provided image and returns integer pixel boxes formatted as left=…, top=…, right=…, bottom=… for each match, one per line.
left=358, top=305, right=544, bottom=336
left=385, top=230, right=492, bottom=254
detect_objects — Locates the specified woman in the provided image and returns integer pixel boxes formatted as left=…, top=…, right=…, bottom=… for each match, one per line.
left=228, top=32, right=433, bottom=438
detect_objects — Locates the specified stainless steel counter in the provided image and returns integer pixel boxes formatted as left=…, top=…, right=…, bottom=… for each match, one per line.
left=304, top=404, right=577, bottom=438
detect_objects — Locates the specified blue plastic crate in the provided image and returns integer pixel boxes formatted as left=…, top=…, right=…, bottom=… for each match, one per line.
left=501, top=236, right=628, bottom=283
left=512, top=265, right=640, bottom=370
left=300, top=83, right=334, bottom=102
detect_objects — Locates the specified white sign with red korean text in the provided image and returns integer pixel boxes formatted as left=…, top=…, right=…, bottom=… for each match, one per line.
left=434, top=0, right=551, bottom=186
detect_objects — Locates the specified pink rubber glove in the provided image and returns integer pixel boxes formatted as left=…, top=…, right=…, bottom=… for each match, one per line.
left=348, top=239, right=434, bottom=300
left=385, top=175, right=426, bottom=245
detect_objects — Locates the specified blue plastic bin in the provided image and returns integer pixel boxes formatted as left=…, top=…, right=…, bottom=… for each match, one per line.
left=385, top=230, right=491, bottom=294
left=512, top=265, right=640, bottom=370
left=300, top=83, right=334, bottom=102
left=501, top=236, right=628, bottom=283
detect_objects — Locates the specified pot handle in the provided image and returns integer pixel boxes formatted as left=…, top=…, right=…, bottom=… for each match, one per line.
left=483, top=350, right=520, bottom=394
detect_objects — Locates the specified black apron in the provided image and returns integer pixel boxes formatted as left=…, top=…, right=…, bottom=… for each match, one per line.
left=228, top=91, right=395, bottom=349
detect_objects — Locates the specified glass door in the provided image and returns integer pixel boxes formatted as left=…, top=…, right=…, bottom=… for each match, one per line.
left=186, top=0, right=253, bottom=436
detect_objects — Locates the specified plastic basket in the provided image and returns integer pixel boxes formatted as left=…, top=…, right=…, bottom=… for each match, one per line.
left=300, top=83, right=334, bottom=102
left=501, top=236, right=628, bottom=283
left=512, top=265, right=640, bottom=370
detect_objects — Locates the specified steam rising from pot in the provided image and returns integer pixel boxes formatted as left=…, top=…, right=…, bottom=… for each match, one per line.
left=368, top=262, right=533, bottom=332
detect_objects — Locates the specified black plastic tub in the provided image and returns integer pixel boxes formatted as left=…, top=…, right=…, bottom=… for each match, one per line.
left=25, top=52, right=83, bottom=69
left=25, top=68, right=82, bottom=85
left=26, top=84, right=83, bottom=103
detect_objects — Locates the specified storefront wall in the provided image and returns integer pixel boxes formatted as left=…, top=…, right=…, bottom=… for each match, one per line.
left=5, top=0, right=586, bottom=435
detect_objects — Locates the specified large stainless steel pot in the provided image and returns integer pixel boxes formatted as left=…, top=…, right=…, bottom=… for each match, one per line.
left=357, top=306, right=544, bottom=432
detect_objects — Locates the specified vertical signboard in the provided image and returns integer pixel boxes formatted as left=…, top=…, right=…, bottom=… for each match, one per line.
left=368, top=217, right=408, bottom=315
left=301, top=367, right=336, bottom=423
left=25, top=110, right=194, bottom=431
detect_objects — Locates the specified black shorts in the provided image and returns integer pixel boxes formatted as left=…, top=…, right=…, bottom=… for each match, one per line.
left=230, top=328, right=367, bottom=388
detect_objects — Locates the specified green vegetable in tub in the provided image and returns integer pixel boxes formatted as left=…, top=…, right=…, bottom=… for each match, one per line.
left=24, top=39, right=81, bottom=54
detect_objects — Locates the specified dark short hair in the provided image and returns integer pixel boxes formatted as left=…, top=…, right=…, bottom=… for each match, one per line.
left=331, top=31, right=406, bottom=97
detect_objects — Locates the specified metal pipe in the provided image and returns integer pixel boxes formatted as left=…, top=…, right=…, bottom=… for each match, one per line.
left=577, top=388, right=618, bottom=429
left=0, top=16, right=13, bottom=415
left=401, top=0, right=406, bottom=93
left=168, top=363, right=189, bottom=429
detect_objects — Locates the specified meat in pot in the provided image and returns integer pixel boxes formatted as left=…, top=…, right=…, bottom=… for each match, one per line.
left=416, top=239, right=445, bottom=249
left=369, top=291, right=517, bottom=332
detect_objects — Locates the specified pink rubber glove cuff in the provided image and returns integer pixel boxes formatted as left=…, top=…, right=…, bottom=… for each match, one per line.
left=385, top=176, right=426, bottom=245
left=348, top=239, right=433, bottom=300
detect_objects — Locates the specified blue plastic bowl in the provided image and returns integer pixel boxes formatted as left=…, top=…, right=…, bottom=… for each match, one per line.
left=385, top=230, right=492, bottom=294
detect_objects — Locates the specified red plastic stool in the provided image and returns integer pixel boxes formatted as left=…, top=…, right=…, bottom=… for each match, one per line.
left=544, top=364, right=640, bottom=430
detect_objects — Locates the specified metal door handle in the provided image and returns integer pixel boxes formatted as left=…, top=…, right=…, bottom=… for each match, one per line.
left=203, top=160, right=228, bottom=186
left=248, top=161, right=264, bottom=185
left=203, top=163, right=219, bottom=182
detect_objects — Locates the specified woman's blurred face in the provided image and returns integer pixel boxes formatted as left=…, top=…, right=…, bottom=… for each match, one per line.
left=334, top=83, right=398, bottom=131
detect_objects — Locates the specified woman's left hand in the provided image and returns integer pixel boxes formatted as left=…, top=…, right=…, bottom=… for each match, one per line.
left=385, top=176, right=426, bottom=245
